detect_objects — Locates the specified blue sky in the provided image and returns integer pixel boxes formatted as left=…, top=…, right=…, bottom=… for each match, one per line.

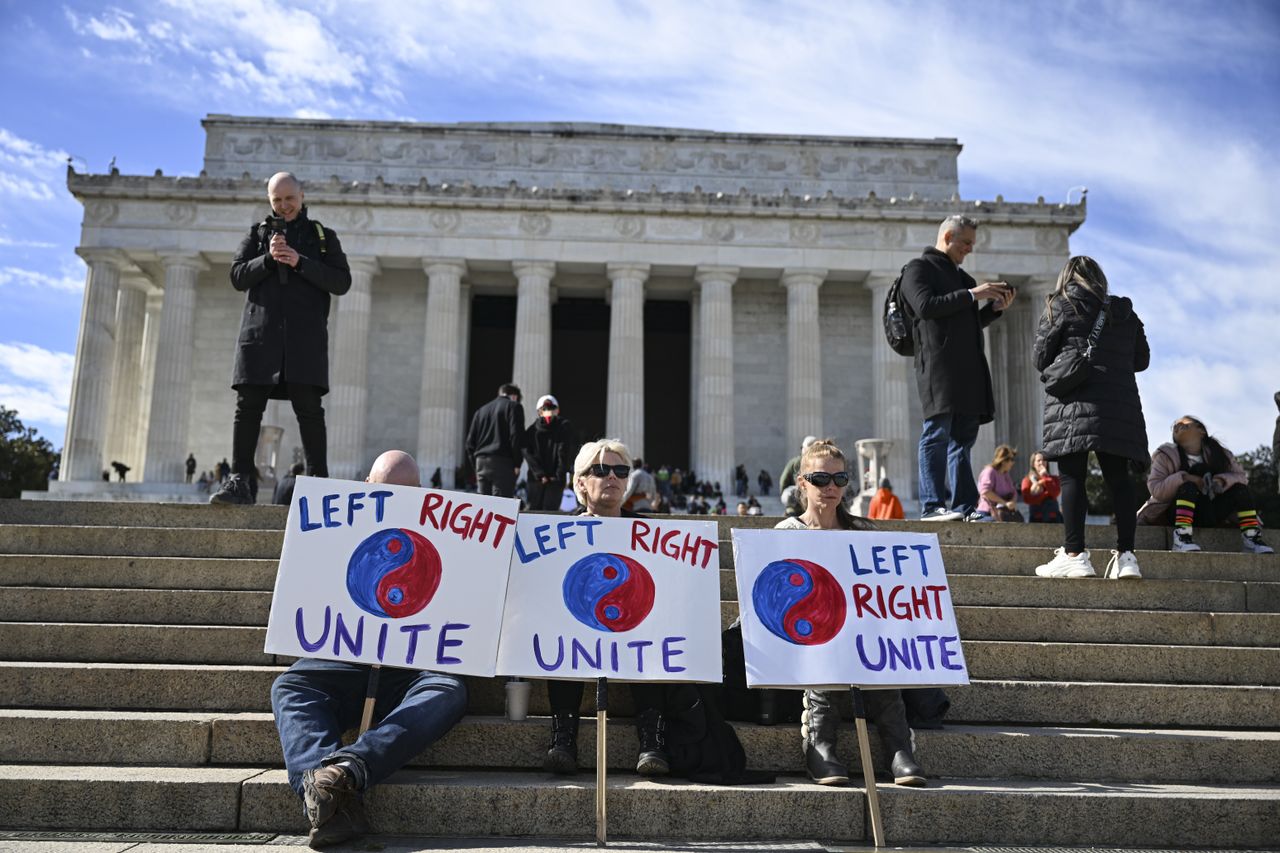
left=1, top=0, right=1277, bottom=456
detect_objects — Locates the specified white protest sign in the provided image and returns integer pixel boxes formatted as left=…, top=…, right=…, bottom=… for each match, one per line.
left=497, top=514, right=722, bottom=683
left=264, top=476, right=520, bottom=676
left=731, top=529, right=969, bottom=689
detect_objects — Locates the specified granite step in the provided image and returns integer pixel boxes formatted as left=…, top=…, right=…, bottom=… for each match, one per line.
left=2, top=616, right=1271, bottom=686
left=0, top=554, right=279, bottom=591
left=4, top=709, right=1277, bottom=785
left=0, top=764, right=863, bottom=840
left=3, top=662, right=1277, bottom=727
left=4, top=498, right=1264, bottom=553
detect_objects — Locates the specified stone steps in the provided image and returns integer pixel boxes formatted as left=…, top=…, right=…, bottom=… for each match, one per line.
left=3, top=661, right=1277, bottom=727
left=3, top=618, right=1274, bottom=686
left=4, top=710, right=1277, bottom=785
left=2, top=499, right=1276, bottom=848
left=1, top=763, right=1274, bottom=847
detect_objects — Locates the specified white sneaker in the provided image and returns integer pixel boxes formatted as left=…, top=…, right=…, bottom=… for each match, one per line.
left=1242, top=530, right=1275, bottom=555
left=1105, top=550, right=1142, bottom=580
left=1172, top=528, right=1202, bottom=552
left=1035, top=547, right=1096, bottom=578
left=920, top=508, right=964, bottom=522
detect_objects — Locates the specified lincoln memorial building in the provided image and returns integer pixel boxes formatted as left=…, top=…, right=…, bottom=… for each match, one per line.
left=53, top=116, right=1085, bottom=501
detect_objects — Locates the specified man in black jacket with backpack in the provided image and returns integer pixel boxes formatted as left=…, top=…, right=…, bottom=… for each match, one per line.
left=465, top=383, right=526, bottom=498
left=212, top=172, right=351, bottom=505
left=901, top=215, right=1015, bottom=521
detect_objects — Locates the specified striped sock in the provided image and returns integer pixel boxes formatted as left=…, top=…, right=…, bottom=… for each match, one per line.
left=1175, top=499, right=1196, bottom=528
left=1238, top=510, right=1261, bottom=531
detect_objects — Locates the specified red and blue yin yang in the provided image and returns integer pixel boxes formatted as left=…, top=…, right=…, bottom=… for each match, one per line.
left=752, top=558, right=846, bottom=645
left=562, top=553, right=655, bottom=632
left=346, top=529, right=442, bottom=619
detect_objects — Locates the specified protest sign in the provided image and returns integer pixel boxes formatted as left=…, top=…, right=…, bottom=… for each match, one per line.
left=731, top=528, right=969, bottom=689
left=497, top=514, right=722, bottom=682
left=264, top=476, right=520, bottom=676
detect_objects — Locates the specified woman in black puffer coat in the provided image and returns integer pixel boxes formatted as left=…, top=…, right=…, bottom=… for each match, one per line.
left=1032, top=256, right=1150, bottom=580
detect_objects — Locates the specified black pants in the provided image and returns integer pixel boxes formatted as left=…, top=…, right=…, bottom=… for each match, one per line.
left=475, top=454, right=517, bottom=498
left=547, top=679, right=665, bottom=717
left=233, top=383, right=327, bottom=479
left=527, top=478, right=565, bottom=511
left=1057, top=450, right=1136, bottom=554
left=1166, top=482, right=1255, bottom=527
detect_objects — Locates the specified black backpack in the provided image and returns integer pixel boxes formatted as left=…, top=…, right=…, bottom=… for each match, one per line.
left=882, top=263, right=914, bottom=357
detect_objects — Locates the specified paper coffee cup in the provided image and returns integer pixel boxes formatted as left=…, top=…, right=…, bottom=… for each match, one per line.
left=505, top=679, right=532, bottom=721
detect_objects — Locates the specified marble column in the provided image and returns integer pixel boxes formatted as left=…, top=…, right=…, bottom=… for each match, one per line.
left=143, top=252, right=207, bottom=482
left=61, top=248, right=125, bottom=481
left=327, top=256, right=378, bottom=480
left=511, top=261, right=555, bottom=405
left=782, top=268, right=827, bottom=454
left=687, top=289, right=701, bottom=470
left=605, top=263, right=649, bottom=457
left=456, top=282, right=473, bottom=482
left=970, top=268, right=997, bottom=470
left=134, top=291, right=163, bottom=480
left=1016, top=279, right=1055, bottom=457
left=104, top=278, right=150, bottom=475
left=417, top=259, right=467, bottom=482
left=866, top=272, right=916, bottom=493
left=693, top=266, right=737, bottom=490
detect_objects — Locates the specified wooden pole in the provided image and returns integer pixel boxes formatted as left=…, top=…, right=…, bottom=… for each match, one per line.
left=595, top=676, right=608, bottom=846
left=358, top=665, right=382, bottom=735
left=851, top=687, right=885, bottom=847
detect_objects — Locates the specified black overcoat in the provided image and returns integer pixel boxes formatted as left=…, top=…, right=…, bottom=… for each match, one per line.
left=1033, top=286, right=1150, bottom=463
left=229, top=208, right=351, bottom=396
left=900, top=247, right=1001, bottom=422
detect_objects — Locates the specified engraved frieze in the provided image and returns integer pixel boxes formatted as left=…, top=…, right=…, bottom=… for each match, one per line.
left=1035, top=228, right=1068, bottom=252
left=165, top=202, right=197, bottom=226
left=790, top=222, right=819, bottom=245
left=429, top=211, right=461, bottom=233
left=615, top=216, right=645, bottom=239
left=705, top=220, right=735, bottom=242
left=84, top=200, right=119, bottom=225
left=519, top=213, right=552, bottom=236
left=328, top=207, right=373, bottom=230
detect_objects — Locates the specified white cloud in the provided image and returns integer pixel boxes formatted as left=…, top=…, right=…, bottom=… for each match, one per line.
left=0, top=236, right=57, bottom=249
left=0, top=265, right=84, bottom=293
left=64, top=6, right=142, bottom=43
left=0, top=342, right=76, bottom=433
left=0, top=127, right=71, bottom=203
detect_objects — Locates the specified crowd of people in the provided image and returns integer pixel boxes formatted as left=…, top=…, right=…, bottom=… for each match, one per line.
left=199, top=176, right=1277, bottom=848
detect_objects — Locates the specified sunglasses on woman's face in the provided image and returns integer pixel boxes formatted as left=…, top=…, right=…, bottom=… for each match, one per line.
left=802, top=471, right=850, bottom=488
left=587, top=464, right=631, bottom=479
left=1174, top=422, right=1201, bottom=432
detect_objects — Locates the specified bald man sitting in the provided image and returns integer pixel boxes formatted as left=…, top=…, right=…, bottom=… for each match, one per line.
left=212, top=171, right=351, bottom=505
left=270, top=451, right=468, bottom=849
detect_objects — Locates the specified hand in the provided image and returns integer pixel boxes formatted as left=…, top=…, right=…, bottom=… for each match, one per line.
left=1005, top=500, right=1017, bottom=511
left=969, top=281, right=1008, bottom=302
left=992, top=283, right=1016, bottom=311
left=269, top=234, right=299, bottom=268
left=1213, top=475, right=1228, bottom=491
left=1030, top=481, right=1044, bottom=495
left=1182, top=471, right=1200, bottom=484
left=1035, top=460, right=1049, bottom=477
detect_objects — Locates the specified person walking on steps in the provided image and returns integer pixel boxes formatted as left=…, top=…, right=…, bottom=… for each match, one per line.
left=775, top=438, right=927, bottom=787
left=1137, top=416, right=1274, bottom=554
left=1032, top=256, right=1149, bottom=580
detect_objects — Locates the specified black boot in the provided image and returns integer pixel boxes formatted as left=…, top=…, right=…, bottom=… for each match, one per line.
left=866, top=690, right=926, bottom=787
left=635, top=709, right=669, bottom=776
left=802, top=690, right=848, bottom=785
left=544, top=712, right=579, bottom=774
left=209, top=473, right=255, bottom=505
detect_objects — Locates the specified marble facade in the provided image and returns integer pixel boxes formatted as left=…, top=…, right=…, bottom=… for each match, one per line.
left=57, top=117, right=1085, bottom=501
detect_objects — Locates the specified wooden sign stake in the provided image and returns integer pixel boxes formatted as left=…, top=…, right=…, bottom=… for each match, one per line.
left=851, top=687, right=885, bottom=848
left=358, top=665, right=382, bottom=735
left=595, top=676, right=608, bottom=846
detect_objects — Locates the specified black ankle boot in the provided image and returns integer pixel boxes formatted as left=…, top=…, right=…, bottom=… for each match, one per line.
left=802, top=690, right=848, bottom=785
left=866, top=690, right=927, bottom=787
left=635, top=709, right=669, bottom=776
left=544, top=712, right=579, bottom=774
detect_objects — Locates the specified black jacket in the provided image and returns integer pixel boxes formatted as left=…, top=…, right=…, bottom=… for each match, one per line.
left=1033, top=287, right=1150, bottom=462
left=465, top=395, right=527, bottom=463
left=900, top=248, right=1001, bottom=422
left=229, top=207, right=351, bottom=395
left=524, top=415, right=575, bottom=481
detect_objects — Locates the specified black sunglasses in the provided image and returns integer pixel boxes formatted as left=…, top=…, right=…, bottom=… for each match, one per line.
left=802, top=471, right=850, bottom=488
left=587, top=464, right=631, bottom=479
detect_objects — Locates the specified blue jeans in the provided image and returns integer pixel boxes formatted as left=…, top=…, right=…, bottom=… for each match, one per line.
left=271, top=658, right=468, bottom=799
left=918, top=413, right=981, bottom=515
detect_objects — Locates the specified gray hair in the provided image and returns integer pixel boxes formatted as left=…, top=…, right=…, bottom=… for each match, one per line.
left=938, top=215, right=979, bottom=241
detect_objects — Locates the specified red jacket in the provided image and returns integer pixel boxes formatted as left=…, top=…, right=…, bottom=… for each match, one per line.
left=1020, top=474, right=1061, bottom=506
